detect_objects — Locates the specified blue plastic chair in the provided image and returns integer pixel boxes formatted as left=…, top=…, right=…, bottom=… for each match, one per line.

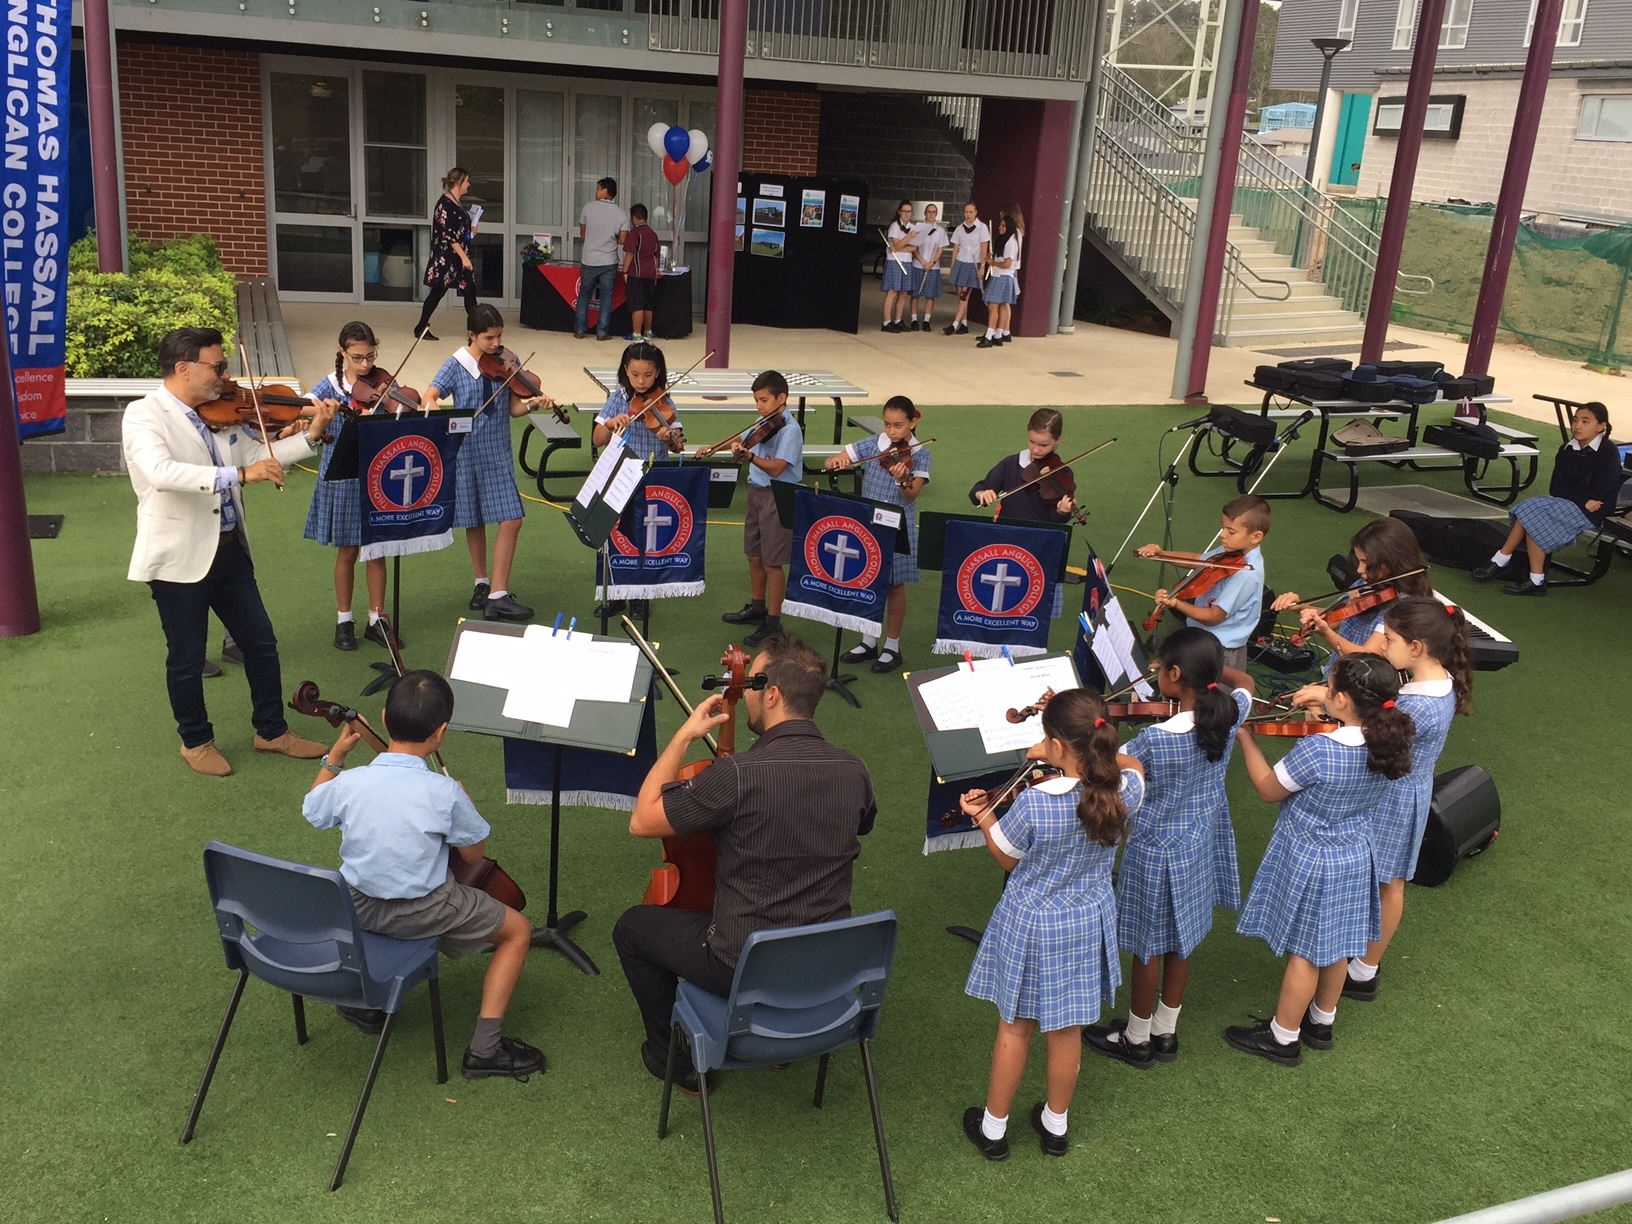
left=180, top=841, right=448, bottom=1191
left=660, top=910, right=899, bottom=1224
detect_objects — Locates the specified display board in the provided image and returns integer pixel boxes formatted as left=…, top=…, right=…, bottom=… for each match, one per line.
left=733, top=173, right=867, bottom=334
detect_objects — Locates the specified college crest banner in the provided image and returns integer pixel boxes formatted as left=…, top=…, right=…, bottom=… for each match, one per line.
left=933, top=518, right=1065, bottom=658
left=595, top=462, right=709, bottom=599
left=356, top=415, right=459, bottom=561
left=783, top=487, right=898, bottom=636
left=3, top=0, right=71, bottom=440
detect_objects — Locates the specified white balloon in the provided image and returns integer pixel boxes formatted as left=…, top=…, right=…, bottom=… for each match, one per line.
left=647, top=122, right=669, bottom=158
left=685, top=129, right=709, bottom=166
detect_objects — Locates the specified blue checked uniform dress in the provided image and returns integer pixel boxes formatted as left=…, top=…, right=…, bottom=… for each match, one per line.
left=432, top=352, right=525, bottom=528
left=1236, top=727, right=1386, bottom=965
left=1118, top=688, right=1251, bottom=959
left=1373, top=679, right=1455, bottom=881
left=882, top=221, right=915, bottom=293
left=595, top=387, right=684, bottom=463
left=844, top=432, right=931, bottom=584
left=1511, top=496, right=1594, bottom=554
left=302, top=372, right=365, bottom=548
left=1322, top=598, right=1385, bottom=679
left=965, top=771, right=1145, bottom=1031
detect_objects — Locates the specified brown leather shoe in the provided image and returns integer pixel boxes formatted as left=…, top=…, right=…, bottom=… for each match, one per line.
left=181, top=742, right=233, bottom=777
left=254, top=730, right=327, bottom=759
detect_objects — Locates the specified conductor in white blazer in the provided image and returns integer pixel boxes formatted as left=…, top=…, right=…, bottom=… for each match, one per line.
left=124, top=327, right=340, bottom=777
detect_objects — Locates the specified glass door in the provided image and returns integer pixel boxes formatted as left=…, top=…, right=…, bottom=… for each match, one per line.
left=362, top=70, right=430, bottom=303
left=267, top=70, right=354, bottom=296
left=572, top=93, right=624, bottom=263
left=456, top=83, right=508, bottom=300
left=515, top=87, right=567, bottom=278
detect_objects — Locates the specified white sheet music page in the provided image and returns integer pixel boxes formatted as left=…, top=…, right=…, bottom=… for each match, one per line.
left=576, top=433, right=629, bottom=508
left=449, top=628, right=525, bottom=690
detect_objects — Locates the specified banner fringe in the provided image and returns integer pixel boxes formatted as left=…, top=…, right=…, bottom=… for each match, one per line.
left=783, top=601, right=883, bottom=636
left=923, top=829, right=989, bottom=855
left=595, top=581, right=706, bottom=599
left=932, top=639, right=1047, bottom=659
left=506, top=787, right=637, bottom=813
left=361, top=530, right=454, bottom=562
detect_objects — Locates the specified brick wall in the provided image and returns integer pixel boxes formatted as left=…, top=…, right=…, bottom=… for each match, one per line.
left=817, top=93, right=974, bottom=217
left=743, top=89, right=822, bottom=176
left=117, top=39, right=267, bottom=274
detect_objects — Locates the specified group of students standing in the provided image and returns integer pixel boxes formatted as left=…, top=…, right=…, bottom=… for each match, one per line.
left=881, top=200, right=1027, bottom=348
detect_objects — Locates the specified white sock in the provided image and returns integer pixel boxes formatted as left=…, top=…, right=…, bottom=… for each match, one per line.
left=337, top=611, right=354, bottom=625
left=488, top=589, right=508, bottom=601
left=1152, top=1001, right=1181, bottom=1036
left=1125, top=1012, right=1153, bottom=1045
left=1529, top=571, right=1545, bottom=585
left=1489, top=550, right=1512, bottom=566
left=1348, top=959, right=1378, bottom=982
left=911, top=313, right=918, bottom=322
left=1269, top=1017, right=1300, bottom=1045
left=368, top=610, right=382, bottom=626
left=861, top=633, right=879, bottom=648
left=985, top=328, right=996, bottom=339
left=1308, top=1001, right=1336, bottom=1027
left=883, top=636, right=900, bottom=653
left=1001, top=330, right=1011, bottom=338
left=981, top=1109, right=1008, bottom=1140
left=1040, top=1104, right=1068, bottom=1136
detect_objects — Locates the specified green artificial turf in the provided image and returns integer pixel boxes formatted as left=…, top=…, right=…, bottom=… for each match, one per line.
left=3, top=403, right=1630, bottom=1224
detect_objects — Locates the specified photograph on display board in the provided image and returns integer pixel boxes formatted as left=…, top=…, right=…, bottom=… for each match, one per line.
left=837, top=194, right=860, bottom=234
left=752, top=197, right=786, bottom=228
left=735, top=197, right=746, bottom=227
left=750, top=228, right=785, bottom=258
left=800, top=188, right=825, bottom=228
left=735, top=225, right=745, bottom=252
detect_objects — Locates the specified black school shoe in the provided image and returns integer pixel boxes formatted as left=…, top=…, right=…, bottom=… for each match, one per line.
left=334, top=621, right=357, bottom=652
left=363, top=620, right=402, bottom=650
left=871, top=649, right=903, bottom=673
left=202, top=659, right=223, bottom=679
left=961, top=1107, right=1010, bottom=1162
left=221, top=638, right=243, bottom=667
left=1151, top=1032, right=1178, bottom=1063
left=469, top=581, right=491, bottom=611
left=843, top=642, right=880, bottom=663
left=1300, top=1016, right=1335, bottom=1051
left=1029, top=1102, right=1069, bottom=1157
left=1082, top=1018, right=1157, bottom=1069
left=335, top=1004, right=387, bottom=1034
left=1342, top=968, right=1379, bottom=1002
left=1469, top=561, right=1509, bottom=582
left=742, top=616, right=783, bottom=647
left=484, top=593, right=535, bottom=622
left=943, top=322, right=960, bottom=335
left=721, top=602, right=767, bottom=625
left=976, top=336, right=999, bottom=349
left=463, top=1035, right=546, bottom=1080
left=641, top=1040, right=701, bottom=1096
left=1504, top=577, right=1547, bottom=596
left=1224, top=1019, right=1302, bottom=1067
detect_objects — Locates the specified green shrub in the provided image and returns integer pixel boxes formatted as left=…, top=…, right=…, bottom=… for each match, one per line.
left=65, top=232, right=238, bottom=377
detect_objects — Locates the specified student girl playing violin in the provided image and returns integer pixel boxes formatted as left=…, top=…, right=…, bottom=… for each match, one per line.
left=969, top=408, right=1078, bottom=524
left=592, top=341, right=684, bottom=461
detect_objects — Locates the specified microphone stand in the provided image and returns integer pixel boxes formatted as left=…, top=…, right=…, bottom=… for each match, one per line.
left=1107, top=422, right=1211, bottom=573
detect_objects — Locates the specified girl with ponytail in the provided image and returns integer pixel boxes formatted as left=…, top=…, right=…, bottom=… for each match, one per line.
left=1341, top=596, right=1474, bottom=1001
left=1227, top=655, right=1415, bottom=1067
left=958, top=689, right=1144, bottom=1161
left=1085, top=628, right=1256, bottom=1069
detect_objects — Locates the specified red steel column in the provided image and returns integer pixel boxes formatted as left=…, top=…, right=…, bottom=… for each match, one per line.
left=704, top=0, right=748, bottom=368
left=1464, top=0, right=1563, bottom=375
left=1185, top=0, right=1259, bottom=400
left=82, top=0, right=125, bottom=273
left=1361, top=0, right=1448, bottom=362
left=1, top=342, right=43, bottom=638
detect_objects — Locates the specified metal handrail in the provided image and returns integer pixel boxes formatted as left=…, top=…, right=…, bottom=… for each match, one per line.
left=1398, top=271, right=1436, bottom=296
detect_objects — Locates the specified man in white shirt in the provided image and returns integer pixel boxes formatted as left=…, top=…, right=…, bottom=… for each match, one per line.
left=122, top=327, right=339, bottom=776
left=576, top=177, right=629, bottom=341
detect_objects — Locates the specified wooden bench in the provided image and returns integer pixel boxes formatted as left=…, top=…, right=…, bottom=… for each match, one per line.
left=233, top=277, right=297, bottom=380
left=846, top=414, right=889, bottom=437
left=1312, top=442, right=1540, bottom=512
left=515, top=415, right=587, bottom=501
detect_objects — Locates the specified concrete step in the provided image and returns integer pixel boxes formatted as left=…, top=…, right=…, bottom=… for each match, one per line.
left=1222, top=322, right=1368, bottom=348
left=1223, top=309, right=1363, bottom=333
left=1229, top=295, right=1347, bottom=318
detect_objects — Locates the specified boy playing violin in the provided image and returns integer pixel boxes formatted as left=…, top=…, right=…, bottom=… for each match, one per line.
left=1139, top=494, right=1271, bottom=671
left=720, top=370, right=803, bottom=648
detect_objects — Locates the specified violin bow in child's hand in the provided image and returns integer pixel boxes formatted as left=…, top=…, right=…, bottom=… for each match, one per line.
left=991, top=437, right=1117, bottom=518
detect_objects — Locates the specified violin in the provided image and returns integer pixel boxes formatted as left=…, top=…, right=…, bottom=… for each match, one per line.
left=1005, top=687, right=1055, bottom=724
left=625, top=386, right=685, bottom=453
left=1137, top=548, right=1253, bottom=634
left=990, top=438, right=1115, bottom=525
left=868, top=437, right=934, bottom=490
left=349, top=367, right=424, bottom=416
left=288, top=678, right=527, bottom=911
left=1289, top=581, right=1402, bottom=647
left=196, top=378, right=314, bottom=433
left=1245, top=711, right=1342, bottom=737
left=939, top=759, right=1064, bottom=830
left=695, top=411, right=787, bottom=459
left=476, top=348, right=570, bottom=424
left=1106, top=699, right=1183, bottom=722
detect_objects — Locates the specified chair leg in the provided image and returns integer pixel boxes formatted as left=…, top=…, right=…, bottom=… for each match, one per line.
left=859, top=1041, right=898, bottom=1222
left=813, top=1052, right=830, bottom=1108
left=181, top=970, right=248, bottom=1145
left=696, top=1051, right=725, bottom=1224
left=292, top=994, right=308, bottom=1045
left=427, top=976, right=448, bottom=1085
left=330, top=1012, right=397, bottom=1192
left=658, top=1022, right=681, bottom=1140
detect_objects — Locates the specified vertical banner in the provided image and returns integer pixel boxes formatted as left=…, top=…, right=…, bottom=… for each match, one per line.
left=1073, top=543, right=1154, bottom=697
left=783, top=486, right=899, bottom=636
left=356, top=415, right=461, bottom=561
left=933, top=519, right=1066, bottom=658
left=596, top=462, right=709, bottom=598
left=3, top=0, right=70, bottom=440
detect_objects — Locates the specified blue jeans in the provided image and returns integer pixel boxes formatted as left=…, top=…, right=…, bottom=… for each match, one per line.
left=575, top=263, right=618, bottom=337
left=148, top=531, right=288, bottom=748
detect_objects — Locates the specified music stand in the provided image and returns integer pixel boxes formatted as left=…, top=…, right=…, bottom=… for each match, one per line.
left=445, top=619, right=654, bottom=976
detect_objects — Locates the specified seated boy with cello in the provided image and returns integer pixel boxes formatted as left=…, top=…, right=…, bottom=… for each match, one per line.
left=303, top=669, right=544, bottom=1081
left=1139, top=494, right=1272, bottom=671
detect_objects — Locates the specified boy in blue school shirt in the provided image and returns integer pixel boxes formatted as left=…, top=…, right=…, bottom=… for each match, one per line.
left=720, top=370, right=804, bottom=648
left=303, top=670, right=544, bottom=1080
left=1138, top=494, right=1271, bottom=670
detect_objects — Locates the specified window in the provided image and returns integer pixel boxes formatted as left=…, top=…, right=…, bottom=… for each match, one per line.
left=455, top=85, right=506, bottom=225
left=269, top=73, right=351, bottom=215
left=1526, top=0, right=1588, bottom=48
left=1338, top=0, right=1360, bottom=39
left=1392, top=0, right=1474, bottom=50
left=1373, top=94, right=1466, bottom=138
left=1578, top=95, right=1632, bottom=141
left=1393, top=0, right=1415, bottom=48
left=363, top=72, right=426, bottom=219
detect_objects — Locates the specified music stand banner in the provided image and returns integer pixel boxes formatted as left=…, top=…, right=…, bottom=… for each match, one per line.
left=357, top=415, right=462, bottom=561
left=595, top=463, right=709, bottom=599
left=783, top=487, right=899, bottom=635
left=933, top=519, right=1066, bottom=659
left=503, top=684, right=659, bottom=812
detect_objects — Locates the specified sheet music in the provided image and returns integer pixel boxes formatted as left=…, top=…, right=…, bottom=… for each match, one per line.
left=501, top=631, right=580, bottom=727
left=1089, top=597, right=1155, bottom=699
left=576, top=434, right=628, bottom=508
left=916, top=657, right=1008, bottom=731
left=449, top=629, right=524, bottom=690
left=582, top=638, right=641, bottom=700
left=605, top=453, right=645, bottom=513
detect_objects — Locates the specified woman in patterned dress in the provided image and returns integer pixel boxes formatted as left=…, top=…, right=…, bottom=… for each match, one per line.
left=1227, top=654, right=1415, bottom=1067
left=1084, top=628, right=1254, bottom=1068
left=959, top=689, right=1145, bottom=1161
left=1341, top=596, right=1473, bottom=1002
left=414, top=168, right=479, bottom=342
left=824, top=395, right=931, bottom=673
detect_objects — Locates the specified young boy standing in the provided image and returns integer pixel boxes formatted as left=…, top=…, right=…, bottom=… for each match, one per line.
left=303, top=670, right=544, bottom=1080
left=1138, top=494, right=1271, bottom=671
left=721, top=370, right=803, bottom=648
left=622, top=204, right=661, bottom=341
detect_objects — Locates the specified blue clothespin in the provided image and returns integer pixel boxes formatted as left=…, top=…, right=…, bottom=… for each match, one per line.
left=567, top=616, right=577, bottom=640
left=1001, top=646, right=1015, bottom=667
left=1078, top=611, right=1093, bottom=635
left=552, top=613, right=563, bottom=637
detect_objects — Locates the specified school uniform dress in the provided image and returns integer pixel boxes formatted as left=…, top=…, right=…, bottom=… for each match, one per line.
left=950, top=220, right=990, bottom=290
left=1373, top=677, right=1455, bottom=882
left=431, top=349, right=525, bottom=528
left=984, top=232, right=1022, bottom=306
left=1509, top=433, right=1626, bottom=553
left=968, top=450, right=1072, bottom=617
left=595, top=387, right=684, bottom=463
left=1236, top=726, right=1386, bottom=965
left=912, top=224, right=948, bottom=300
left=965, top=771, right=1145, bottom=1030
left=1118, top=689, right=1252, bottom=960
left=843, top=431, right=931, bottom=584
left=302, top=372, right=364, bottom=548
left=1322, top=597, right=1386, bottom=679
left=882, top=220, right=915, bottom=293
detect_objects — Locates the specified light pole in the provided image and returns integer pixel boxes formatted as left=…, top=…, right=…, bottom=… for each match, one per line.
left=1305, top=37, right=1352, bottom=184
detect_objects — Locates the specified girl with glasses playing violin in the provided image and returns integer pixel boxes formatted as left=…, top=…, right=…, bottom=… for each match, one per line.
left=592, top=342, right=684, bottom=461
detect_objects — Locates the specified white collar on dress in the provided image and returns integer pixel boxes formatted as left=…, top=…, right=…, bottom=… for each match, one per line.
left=1151, top=711, right=1195, bottom=734
left=1399, top=676, right=1454, bottom=697
left=1033, top=775, right=1079, bottom=795
left=1018, top=451, right=1033, bottom=470
left=453, top=347, right=483, bottom=380
left=1322, top=725, right=1367, bottom=746
left=1569, top=434, right=1604, bottom=451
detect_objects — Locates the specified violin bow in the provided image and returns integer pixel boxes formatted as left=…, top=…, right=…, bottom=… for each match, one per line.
left=621, top=349, right=715, bottom=434
left=694, top=415, right=770, bottom=460
left=380, top=327, right=428, bottom=418
left=373, top=614, right=451, bottom=777
left=468, top=349, right=541, bottom=421
left=993, top=437, right=1117, bottom=509
left=619, top=615, right=721, bottom=756
left=1281, top=567, right=1430, bottom=615
left=235, top=338, right=282, bottom=493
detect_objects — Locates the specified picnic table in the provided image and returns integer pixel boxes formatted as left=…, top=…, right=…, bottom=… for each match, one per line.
left=581, top=367, right=868, bottom=444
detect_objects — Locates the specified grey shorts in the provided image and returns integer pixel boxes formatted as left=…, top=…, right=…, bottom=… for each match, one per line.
left=350, top=869, right=507, bottom=959
left=744, top=484, right=792, bottom=567
left=1220, top=644, right=1248, bottom=673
